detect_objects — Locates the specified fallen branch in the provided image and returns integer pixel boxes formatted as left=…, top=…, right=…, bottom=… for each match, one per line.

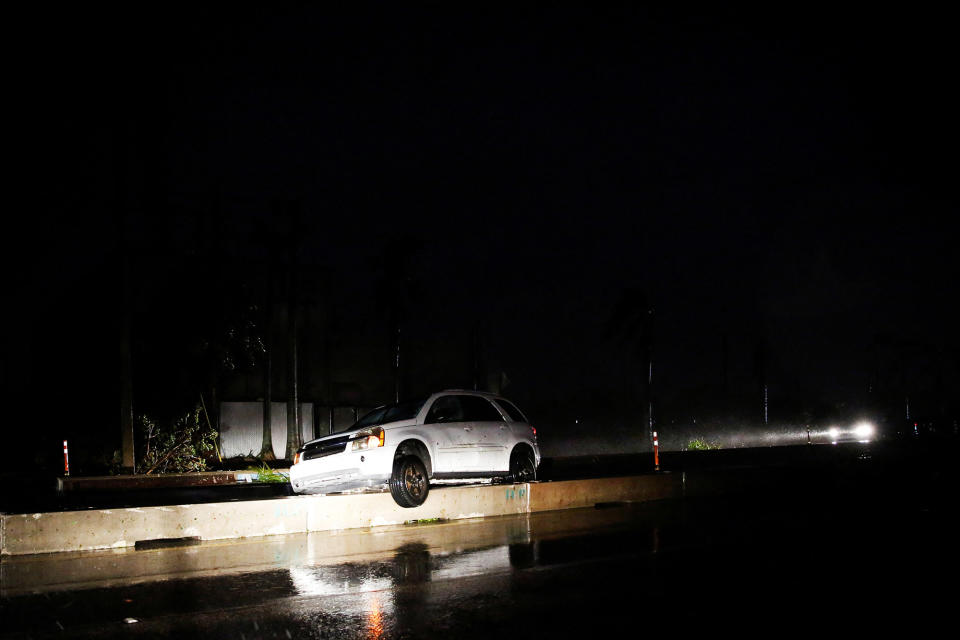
left=144, top=434, right=192, bottom=475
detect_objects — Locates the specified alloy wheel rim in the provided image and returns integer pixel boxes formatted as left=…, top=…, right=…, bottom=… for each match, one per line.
left=405, top=466, right=424, bottom=496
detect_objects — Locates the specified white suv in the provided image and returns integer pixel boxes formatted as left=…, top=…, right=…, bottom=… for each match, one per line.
left=289, top=390, right=540, bottom=507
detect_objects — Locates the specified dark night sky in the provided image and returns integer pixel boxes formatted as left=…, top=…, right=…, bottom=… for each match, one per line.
left=10, top=5, right=958, bottom=462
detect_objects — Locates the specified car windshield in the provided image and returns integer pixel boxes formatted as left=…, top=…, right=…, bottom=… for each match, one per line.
left=341, top=398, right=426, bottom=432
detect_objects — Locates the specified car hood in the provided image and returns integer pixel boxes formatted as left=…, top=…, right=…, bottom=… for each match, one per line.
left=303, top=419, right=416, bottom=447
left=304, top=428, right=364, bottom=447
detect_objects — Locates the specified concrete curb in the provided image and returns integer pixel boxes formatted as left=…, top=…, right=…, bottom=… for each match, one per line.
left=1, top=475, right=681, bottom=556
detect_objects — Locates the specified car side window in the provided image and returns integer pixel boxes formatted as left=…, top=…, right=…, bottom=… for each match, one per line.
left=459, top=396, right=506, bottom=422
left=494, top=399, right=527, bottom=422
left=425, top=396, right=464, bottom=423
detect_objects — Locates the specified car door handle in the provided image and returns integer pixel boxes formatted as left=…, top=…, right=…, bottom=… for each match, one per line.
left=463, top=427, right=473, bottom=432
left=499, top=425, right=507, bottom=429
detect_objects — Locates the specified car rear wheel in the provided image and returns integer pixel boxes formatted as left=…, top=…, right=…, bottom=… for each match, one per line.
left=510, top=449, right=537, bottom=483
left=390, top=455, right=430, bottom=507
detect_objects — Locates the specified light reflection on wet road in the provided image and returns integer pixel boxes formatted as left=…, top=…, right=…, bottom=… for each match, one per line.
left=2, top=448, right=958, bottom=638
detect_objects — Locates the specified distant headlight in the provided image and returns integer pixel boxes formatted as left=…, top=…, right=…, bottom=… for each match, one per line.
left=351, top=427, right=385, bottom=451
left=828, top=427, right=840, bottom=441
left=854, top=422, right=875, bottom=439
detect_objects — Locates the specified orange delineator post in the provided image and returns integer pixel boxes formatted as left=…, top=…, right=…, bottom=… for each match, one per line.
left=653, top=431, right=660, bottom=471
left=63, top=440, right=70, bottom=476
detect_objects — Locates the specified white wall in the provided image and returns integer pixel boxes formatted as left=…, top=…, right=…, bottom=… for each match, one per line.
left=219, top=402, right=314, bottom=459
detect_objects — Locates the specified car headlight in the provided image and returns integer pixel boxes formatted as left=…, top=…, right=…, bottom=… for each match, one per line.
left=853, top=422, right=874, bottom=439
left=351, top=427, right=385, bottom=451
left=828, top=427, right=840, bottom=441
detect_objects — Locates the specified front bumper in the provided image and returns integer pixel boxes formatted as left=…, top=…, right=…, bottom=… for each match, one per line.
left=291, top=470, right=390, bottom=494
left=289, top=445, right=394, bottom=494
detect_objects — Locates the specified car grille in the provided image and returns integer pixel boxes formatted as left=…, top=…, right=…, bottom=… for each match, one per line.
left=301, top=435, right=350, bottom=461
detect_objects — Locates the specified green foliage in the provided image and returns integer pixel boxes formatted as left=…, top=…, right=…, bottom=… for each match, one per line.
left=253, top=462, right=287, bottom=483
left=137, top=406, right=219, bottom=474
left=687, top=438, right=721, bottom=451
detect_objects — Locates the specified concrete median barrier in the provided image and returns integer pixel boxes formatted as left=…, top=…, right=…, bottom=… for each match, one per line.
left=1, top=474, right=682, bottom=556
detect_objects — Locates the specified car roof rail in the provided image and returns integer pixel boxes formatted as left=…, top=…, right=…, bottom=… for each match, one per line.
left=441, top=388, right=498, bottom=396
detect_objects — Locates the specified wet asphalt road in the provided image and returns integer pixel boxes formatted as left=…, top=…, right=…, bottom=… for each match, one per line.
left=3, top=441, right=958, bottom=638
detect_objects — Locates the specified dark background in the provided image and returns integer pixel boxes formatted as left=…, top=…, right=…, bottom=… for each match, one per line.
left=9, top=5, right=957, bottom=470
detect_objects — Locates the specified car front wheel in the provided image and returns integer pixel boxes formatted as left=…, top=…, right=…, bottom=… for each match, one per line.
left=390, top=455, right=430, bottom=507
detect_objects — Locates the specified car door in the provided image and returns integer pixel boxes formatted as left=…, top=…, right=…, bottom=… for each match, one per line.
left=424, top=395, right=480, bottom=471
left=458, top=395, right=509, bottom=472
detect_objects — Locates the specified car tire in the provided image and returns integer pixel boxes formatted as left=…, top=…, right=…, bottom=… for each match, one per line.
left=509, top=448, right=537, bottom=483
left=390, top=455, right=430, bottom=508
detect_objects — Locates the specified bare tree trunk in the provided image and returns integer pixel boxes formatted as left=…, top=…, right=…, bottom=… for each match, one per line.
left=643, top=339, right=653, bottom=445
left=639, top=297, right=654, bottom=450
left=393, top=325, right=401, bottom=403
left=754, top=339, right=768, bottom=426
left=472, top=324, right=480, bottom=391
left=116, top=122, right=136, bottom=474
left=721, top=332, right=729, bottom=395
left=120, top=272, right=135, bottom=472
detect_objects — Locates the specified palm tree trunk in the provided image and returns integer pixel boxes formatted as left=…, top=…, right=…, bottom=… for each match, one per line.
left=285, top=282, right=302, bottom=459
left=260, top=281, right=275, bottom=460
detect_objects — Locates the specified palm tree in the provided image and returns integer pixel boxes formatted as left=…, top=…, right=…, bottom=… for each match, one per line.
left=258, top=228, right=279, bottom=461
left=284, top=269, right=301, bottom=459
left=277, top=200, right=304, bottom=459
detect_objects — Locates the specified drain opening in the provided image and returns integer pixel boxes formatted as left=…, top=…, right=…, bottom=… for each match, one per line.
left=135, top=536, right=201, bottom=550
left=594, top=501, right=630, bottom=509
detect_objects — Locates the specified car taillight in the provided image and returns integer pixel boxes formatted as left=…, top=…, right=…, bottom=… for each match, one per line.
left=531, top=425, right=537, bottom=439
